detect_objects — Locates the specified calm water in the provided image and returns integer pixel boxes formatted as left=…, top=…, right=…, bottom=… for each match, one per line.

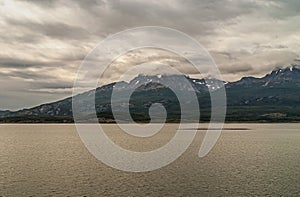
left=0, top=124, right=299, bottom=196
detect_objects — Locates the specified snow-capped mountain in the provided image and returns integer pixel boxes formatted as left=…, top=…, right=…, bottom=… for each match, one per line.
left=227, top=65, right=300, bottom=88
left=110, top=74, right=225, bottom=93
left=1, top=65, right=300, bottom=123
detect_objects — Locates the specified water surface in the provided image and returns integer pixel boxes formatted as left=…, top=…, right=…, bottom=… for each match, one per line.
left=0, top=124, right=299, bottom=196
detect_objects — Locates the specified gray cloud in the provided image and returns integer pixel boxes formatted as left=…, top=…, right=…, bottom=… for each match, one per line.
left=0, top=0, right=300, bottom=109
left=6, top=18, right=92, bottom=40
left=18, top=0, right=58, bottom=8
left=0, top=56, right=63, bottom=68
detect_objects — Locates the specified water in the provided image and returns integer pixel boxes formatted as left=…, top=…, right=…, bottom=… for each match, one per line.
left=0, top=124, right=299, bottom=196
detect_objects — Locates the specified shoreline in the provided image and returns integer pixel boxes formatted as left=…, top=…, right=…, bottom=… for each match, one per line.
left=1, top=121, right=300, bottom=125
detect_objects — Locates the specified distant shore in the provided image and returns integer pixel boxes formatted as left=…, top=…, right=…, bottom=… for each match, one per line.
left=1, top=119, right=300, bottom=124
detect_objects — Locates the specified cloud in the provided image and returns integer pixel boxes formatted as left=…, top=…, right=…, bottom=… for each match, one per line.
left=6, top=19, right=92, bottom=40
left=0, top=0, right=300, bottom=109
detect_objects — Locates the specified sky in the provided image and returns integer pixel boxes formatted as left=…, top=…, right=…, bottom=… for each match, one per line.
left=0, top=0, right=300, bottom=110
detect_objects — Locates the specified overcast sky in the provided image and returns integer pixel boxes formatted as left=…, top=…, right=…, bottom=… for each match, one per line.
left=1, top=0, right=300, bottom=110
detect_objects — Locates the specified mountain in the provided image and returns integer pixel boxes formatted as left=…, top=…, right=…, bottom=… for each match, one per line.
left=225, top=65, right=300, bottom=121
left=228, top=65, right=300, bottom=88
left=1, top=66, right=300, bottom=123
left=0, top=110, right=11, bottom=117
left=226, top=65, right=300, bottom=106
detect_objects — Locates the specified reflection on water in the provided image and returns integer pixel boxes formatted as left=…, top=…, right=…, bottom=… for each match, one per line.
left=0, top=124, right=299, bottom=196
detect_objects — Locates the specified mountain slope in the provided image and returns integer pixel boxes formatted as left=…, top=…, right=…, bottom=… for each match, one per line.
left=225, top=66, right=300, bottom=122
left=1, top=66, right=300, bottom=123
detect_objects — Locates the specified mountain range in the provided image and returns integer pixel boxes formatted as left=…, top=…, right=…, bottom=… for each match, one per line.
left=1, top=65, right=300, bottom=123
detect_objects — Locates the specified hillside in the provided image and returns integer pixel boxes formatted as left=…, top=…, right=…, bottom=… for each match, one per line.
left=1, top=66, right=300, bottom=123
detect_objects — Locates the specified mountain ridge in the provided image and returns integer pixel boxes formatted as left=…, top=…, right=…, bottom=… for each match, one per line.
left=1, top=65, right=300, bottom=123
